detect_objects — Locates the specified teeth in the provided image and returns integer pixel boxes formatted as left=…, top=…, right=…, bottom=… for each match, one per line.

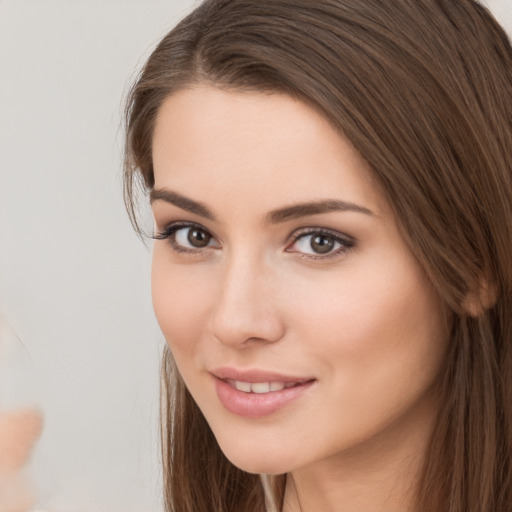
left=251, top=382, right=270, bottom=394
left=234, top=381, right=252, bottom=392
left=270, top=382, right=285, bottom=391
left=232, top=380, right=288, bottom=394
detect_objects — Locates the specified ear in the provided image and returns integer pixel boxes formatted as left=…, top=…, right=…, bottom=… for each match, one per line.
left=462, top=279, right=497, bottom=317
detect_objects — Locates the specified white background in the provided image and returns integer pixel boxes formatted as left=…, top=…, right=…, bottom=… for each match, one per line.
left=0, top=1, right=510, bottom=511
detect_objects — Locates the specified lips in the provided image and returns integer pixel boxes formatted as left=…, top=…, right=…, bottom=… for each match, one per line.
left=227, top=379, right=306, bottom=393
left=211, top=367, right=315, bottom=418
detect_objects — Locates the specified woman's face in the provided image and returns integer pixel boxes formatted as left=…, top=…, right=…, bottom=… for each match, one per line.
left=151, top=85, right=450, bottom=475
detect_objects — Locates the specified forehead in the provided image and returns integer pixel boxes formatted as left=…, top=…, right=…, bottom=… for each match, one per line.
left=151, top=85, right=386, bottom=217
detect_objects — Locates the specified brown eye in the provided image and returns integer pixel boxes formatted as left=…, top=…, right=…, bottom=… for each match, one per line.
left=187, top=227, right=212, bottom=247
left=287, top=229, right=354, bottom=259
left=310, top=234, right=335, bottom=254
left=153, top=223, right=219, bottom=253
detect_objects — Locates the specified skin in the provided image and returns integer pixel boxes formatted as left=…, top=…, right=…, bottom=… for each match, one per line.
left=0, top=408, right=42, bottom=512
left=151, top=85, right=450, bottom=511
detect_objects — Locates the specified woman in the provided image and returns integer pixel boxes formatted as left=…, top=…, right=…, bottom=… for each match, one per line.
left=123, top=1, right=512, bottom=510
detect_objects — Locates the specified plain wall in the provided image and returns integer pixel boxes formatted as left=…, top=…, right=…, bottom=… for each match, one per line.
left=0, top=2, right=196, bottom=511
left=0, top=1, right=510, bottom=511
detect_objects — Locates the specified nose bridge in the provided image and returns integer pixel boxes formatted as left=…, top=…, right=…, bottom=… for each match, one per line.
left=210, top=247, right=284, bottom=347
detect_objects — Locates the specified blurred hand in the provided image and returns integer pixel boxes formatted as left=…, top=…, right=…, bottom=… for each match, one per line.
left=0, top=408, right=43, bottom=512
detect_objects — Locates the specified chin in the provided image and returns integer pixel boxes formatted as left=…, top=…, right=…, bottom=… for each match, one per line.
left=216, top=437, right=297, bottom=475
left=226, top=454, right=291, bottom=476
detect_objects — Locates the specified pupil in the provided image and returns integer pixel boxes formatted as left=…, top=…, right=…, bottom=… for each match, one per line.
left=311, top=234, right=334, bottom=254
left=188, top=228, right=210, bottom=247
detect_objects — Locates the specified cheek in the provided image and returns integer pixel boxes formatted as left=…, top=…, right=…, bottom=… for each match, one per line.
left=279, top=260, right=449, bottom=454
left=286, top=256, right=448, bottom=385
left=151, top=250, right=214, bottom=358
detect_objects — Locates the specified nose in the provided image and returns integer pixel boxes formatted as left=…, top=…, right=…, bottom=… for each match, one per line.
left=210, top=254, right=286, bottom=349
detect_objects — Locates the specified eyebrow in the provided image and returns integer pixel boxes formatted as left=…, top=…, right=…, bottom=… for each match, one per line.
left=150, top=188, right=373, bottom=223
left=150, top=188, right=216, bottom=220
left=266, top=199, right=373, bottom=223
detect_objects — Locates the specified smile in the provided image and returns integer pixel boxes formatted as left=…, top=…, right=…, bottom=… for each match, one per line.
left=228, top=380, right=301, bottom=393
left=211, top=369, right=316, bottom=418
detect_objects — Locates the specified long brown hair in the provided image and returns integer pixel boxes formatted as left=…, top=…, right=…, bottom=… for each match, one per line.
left=124, top=1, right=512, bottom=510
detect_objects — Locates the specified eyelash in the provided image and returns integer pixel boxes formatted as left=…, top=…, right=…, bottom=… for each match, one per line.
left=153, top=222, right=355, bottom=260
left=288, top=227, right=354, bottom=260
left=152, top=222, right=215, bottom=255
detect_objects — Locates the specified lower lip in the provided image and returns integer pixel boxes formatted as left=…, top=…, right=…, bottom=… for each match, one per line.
left=214, top=377, right=315, bottom=418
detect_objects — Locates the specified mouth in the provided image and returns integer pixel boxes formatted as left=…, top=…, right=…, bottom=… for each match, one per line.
left=211, top=368, right=316, bottom=418
left=225, top=379, right=308, bottom=394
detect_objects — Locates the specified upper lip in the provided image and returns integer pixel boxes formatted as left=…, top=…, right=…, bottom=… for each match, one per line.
left=211, top=367, right=314, bottom=383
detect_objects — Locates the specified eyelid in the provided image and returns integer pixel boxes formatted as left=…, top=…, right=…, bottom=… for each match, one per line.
left=288, top=226, right=354, bottom=244
left=153, top=220, right=209, bottom=239
left=153, top=221, right=220, bottom=254
left=153, top=221, right=355, bottom=260
left=152, top=221, right=187, bottom=241
left=286, top=227, right=355, bottom=259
